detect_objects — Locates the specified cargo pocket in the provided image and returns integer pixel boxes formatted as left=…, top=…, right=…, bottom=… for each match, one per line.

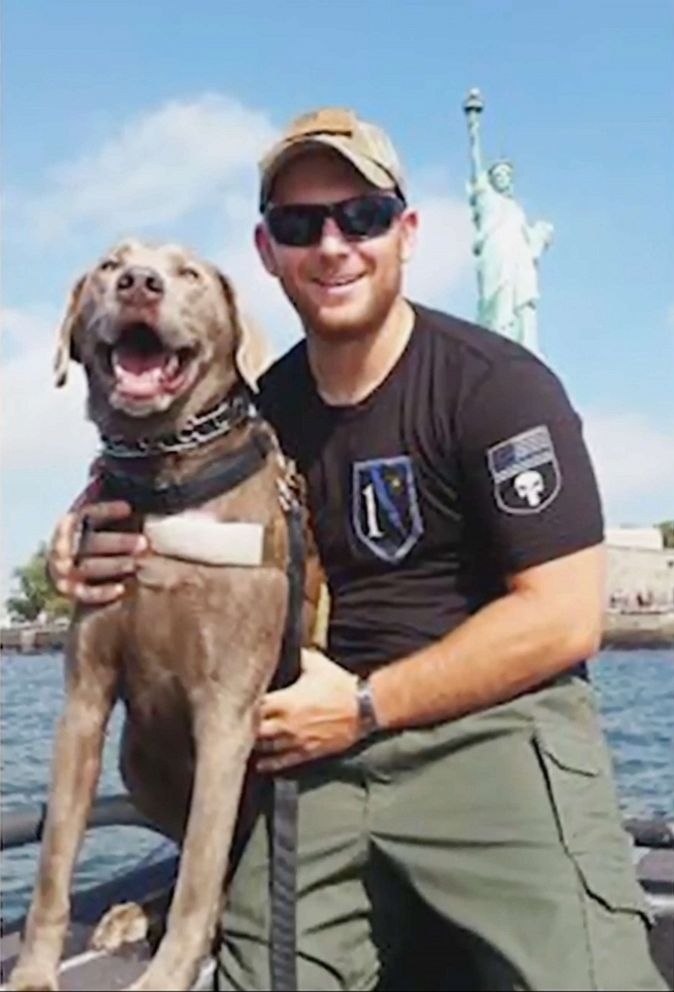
left=532, top=722, right=653, bottom=926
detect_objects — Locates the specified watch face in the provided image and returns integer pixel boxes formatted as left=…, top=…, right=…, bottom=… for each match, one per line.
left=357, top=680, right=379, bottom=737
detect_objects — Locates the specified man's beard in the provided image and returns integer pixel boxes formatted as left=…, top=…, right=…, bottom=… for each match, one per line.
left=284, top=269, right=403, bottom=345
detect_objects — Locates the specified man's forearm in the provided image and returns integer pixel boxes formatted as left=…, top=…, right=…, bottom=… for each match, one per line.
left=369, top=580, right=602, bottom=731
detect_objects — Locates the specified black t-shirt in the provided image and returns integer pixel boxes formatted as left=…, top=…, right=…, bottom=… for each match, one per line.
left=258, top=304, right=604, bottom=672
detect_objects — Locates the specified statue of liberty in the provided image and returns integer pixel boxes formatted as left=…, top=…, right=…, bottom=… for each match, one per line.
left=463, top=89, right=553, bottom=354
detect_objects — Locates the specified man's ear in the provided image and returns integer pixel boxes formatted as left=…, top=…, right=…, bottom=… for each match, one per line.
left=53, top=275, right=86, bottom=388
left=254, top=222, right=280, bottom=277
left=216, top=269, right=272, bottom=391
left=399, top=208, right=419, bottom=264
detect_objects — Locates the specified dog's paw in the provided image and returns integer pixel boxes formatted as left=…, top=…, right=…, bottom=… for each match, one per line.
left=90, top=901, right=149, bottom=952
left=7, top=961, right=59, bottom=991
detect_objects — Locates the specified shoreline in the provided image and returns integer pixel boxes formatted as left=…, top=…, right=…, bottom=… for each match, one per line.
left=2, top=613, right=673, bottom=655
left=602, top=611, right=674, bottom=650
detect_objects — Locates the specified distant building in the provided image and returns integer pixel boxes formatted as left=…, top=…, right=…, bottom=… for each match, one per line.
left=605, top=526, right=664, bottom=551
left=606, top=527, right=674, bottom=611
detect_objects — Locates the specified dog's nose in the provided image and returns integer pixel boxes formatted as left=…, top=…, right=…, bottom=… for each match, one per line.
left=116, top=266, right=165, bottom=300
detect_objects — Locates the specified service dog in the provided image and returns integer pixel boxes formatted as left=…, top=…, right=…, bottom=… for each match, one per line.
left=10, top=240, right=323, bottom=991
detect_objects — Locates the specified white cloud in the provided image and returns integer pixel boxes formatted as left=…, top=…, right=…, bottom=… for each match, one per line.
left=11, top=95, right=276, bottom=245
left=1, top=308, right=96, bottom=473
left=406, top=194, right=472, bottom=306
left=2, top=306, right=56, bottom=351
left=583, top=410, right=674, bottom=525
left=215, top=215, right=302, bottom=357
left=1, top=307, right=98, bottom=601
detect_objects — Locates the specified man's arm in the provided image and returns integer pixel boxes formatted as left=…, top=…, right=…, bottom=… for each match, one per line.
left=255, top=544, right=604, bottom=771
left=369, top=543, right=604, bottom=730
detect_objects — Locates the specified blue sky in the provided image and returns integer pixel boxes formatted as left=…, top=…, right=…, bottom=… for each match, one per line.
left=2, top=0, right=672, bottom=598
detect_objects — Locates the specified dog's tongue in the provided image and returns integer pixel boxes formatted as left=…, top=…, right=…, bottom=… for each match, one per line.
left=113, top=347, right=173, bottom=398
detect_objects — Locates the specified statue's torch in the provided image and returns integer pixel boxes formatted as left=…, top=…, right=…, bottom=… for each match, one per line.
left=463, top=88, right=484, bottom=180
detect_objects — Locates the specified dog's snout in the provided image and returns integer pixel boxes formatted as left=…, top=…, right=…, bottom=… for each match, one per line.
left=116, top=266, right=165, bottom=300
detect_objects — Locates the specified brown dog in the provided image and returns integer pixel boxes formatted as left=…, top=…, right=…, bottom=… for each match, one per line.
left=9, top=241, right=322, bottom=992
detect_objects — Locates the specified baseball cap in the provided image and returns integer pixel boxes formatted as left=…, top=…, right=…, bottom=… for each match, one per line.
left=258, top=107, right=407, bottom=210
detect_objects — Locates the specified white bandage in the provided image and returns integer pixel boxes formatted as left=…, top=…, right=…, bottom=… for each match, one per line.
left=144, top=512, right=264, bottom=566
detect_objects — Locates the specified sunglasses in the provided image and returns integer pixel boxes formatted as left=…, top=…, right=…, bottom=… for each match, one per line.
left=264, top=193, right=406, bottom=247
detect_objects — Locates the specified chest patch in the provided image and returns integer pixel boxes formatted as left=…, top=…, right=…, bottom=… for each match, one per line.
left=487, top=425, right=561, bottom=515
left=352, top=456, right=423, bottom=562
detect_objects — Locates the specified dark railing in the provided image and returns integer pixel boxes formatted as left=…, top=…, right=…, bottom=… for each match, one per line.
left=1, top=794, right=163, bottom=850
left=2, top=794, right=672, bottom=854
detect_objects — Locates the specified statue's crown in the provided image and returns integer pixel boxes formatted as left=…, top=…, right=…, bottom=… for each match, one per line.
left=488, top=158, right=513, bottom=176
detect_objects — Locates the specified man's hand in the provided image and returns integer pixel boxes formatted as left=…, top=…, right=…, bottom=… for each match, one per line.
left=49, top=501, right=147, bottom=605
left=255, top=649, right=359, bottom=772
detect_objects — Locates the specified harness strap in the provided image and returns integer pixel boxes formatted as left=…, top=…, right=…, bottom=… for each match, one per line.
left=99, top=430, right=273, bottom=515
left=269, top=503, right=304, bottom=991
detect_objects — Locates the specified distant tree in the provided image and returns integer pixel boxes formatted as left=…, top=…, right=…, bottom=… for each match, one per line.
left=5, top=543, right=71, bottom=622
left=656, top=520, right=674, bottom=549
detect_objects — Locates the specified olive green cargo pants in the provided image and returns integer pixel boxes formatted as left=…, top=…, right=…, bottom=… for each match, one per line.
left=215, top=678, right=665, bottom=991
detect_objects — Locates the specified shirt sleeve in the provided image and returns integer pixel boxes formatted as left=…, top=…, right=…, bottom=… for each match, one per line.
left=456, top=356, right=604, bottom=573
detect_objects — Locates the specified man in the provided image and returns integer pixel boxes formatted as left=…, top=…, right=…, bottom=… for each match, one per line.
left=50, top=107, right=664, bottom=991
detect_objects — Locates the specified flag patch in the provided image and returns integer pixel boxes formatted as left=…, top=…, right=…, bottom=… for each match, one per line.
left=487, top=425, right=561, bottom=515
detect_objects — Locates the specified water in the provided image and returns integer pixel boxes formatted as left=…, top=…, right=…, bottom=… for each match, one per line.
left=591, top=649, right=673, bottom=819
left=1, top=653, right=176, bottom=922
left=1, top=649, right=672, bottom=922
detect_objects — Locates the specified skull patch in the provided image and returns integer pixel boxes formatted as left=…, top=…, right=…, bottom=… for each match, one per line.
left=514, top=470, right=544, bottom=507
left=486, top=425, right=561, bottom=515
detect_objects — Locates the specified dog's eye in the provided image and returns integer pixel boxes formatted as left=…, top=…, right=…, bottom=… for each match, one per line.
left=99, top=259, right=120, bottom=272
left=179, top=266, right=201, bottom=282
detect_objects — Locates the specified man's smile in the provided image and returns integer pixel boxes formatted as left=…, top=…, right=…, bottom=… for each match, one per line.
left=312, top=274, right=365, bottom=291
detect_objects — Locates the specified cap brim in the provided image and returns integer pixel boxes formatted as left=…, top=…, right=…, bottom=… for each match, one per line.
left=260, top=136, right=400, bottom=208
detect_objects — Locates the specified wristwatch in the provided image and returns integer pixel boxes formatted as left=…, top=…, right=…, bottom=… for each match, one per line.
left=356, top=675, right=380, bottom=739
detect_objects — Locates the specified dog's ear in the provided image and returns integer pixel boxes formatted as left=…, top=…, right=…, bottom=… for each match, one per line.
left=53, top=275, right=86, bottom=388
left=237, top=310, right=272, bottom=391
left=216, top=271, right=271, bottom=392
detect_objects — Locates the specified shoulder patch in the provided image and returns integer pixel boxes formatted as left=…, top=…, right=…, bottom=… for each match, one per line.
left=487, top=425, right=561, bottom=515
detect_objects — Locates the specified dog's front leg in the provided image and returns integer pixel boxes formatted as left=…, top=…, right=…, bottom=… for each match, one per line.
left=9, top=657, right=117, bottom=992
left=127, top=699, right=257, bottom=992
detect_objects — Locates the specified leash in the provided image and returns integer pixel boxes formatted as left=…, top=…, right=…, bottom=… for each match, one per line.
left=268, top=502, right=305, bottom=992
